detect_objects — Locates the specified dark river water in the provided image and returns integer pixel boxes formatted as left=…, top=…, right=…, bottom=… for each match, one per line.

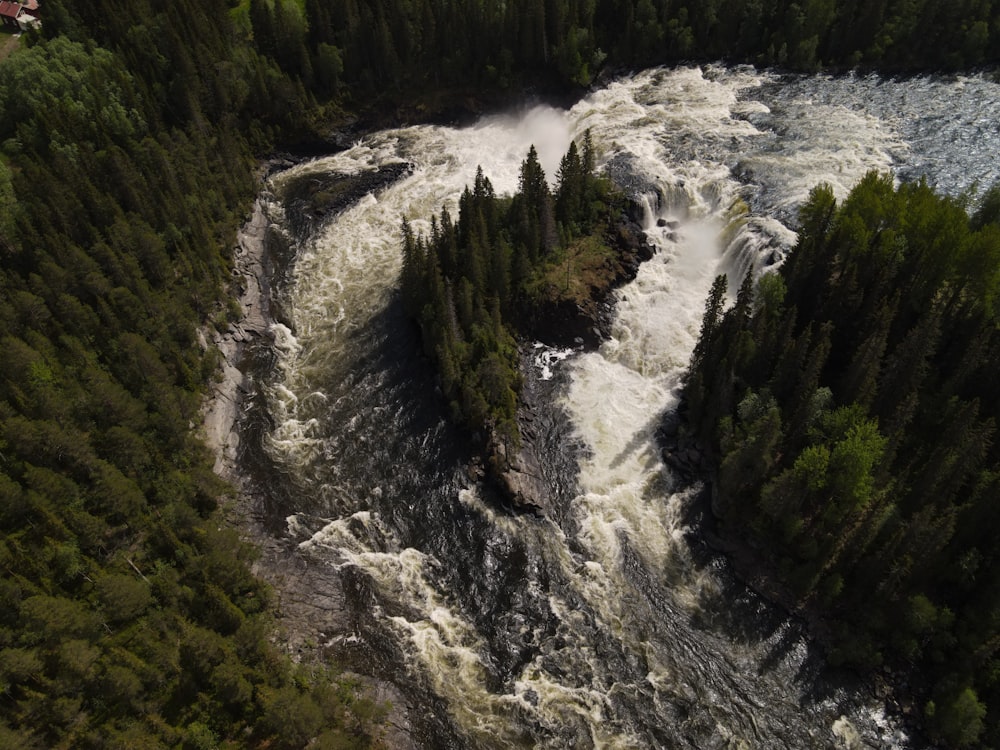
left=241, top=65, right=1000, bottom=749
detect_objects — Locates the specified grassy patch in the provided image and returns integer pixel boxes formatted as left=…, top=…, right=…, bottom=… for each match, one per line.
left=0, top=30, right=20, bottom=63
left=526, top=233, right=619, bottom=308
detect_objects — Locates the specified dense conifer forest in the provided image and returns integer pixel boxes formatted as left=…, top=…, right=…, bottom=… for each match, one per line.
left=1, top=0, right=998, bottom=746
left=684, top=176, right=1000, bottom=748
left=399, top=136, right=615, bottom=453
left=0, top=1, right=379, bottom=747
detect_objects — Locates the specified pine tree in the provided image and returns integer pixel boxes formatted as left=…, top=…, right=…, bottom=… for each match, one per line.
left=873, top=308, right=941, bottom=442
left=400, top=217, right=425, bottom=316
left=555, top=139, right=584, bottom=230
left=690, top=273, right=727, bottom=371
left=686, top=273, right=728, bottom=437
left=839, top=297, right=894, bottom=409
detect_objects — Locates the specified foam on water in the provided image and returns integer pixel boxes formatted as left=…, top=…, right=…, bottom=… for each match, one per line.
left=255, top=64, right=1000, bottom=748
left=532, top=343, right=575, bottom=381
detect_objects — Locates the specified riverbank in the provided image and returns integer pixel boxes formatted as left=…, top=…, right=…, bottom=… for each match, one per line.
left=200, top=198, right=270, bottom=480
left=199, top=185, right=422, bottom=750
left=659, top=411, right=928, bottom=747
left=704, top=491, right=926, bottom=745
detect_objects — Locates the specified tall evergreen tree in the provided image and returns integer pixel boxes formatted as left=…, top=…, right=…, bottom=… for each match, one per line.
left=683, top=172, right=1000, bottom=747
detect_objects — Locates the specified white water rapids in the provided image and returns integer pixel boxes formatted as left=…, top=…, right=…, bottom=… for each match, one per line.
left=253, top=65, right=1000, bottom=748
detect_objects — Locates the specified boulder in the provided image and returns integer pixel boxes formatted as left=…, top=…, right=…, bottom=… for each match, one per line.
left=496, top=451, right=549, bottom=515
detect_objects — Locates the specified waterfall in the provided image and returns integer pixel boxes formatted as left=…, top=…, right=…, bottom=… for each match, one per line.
left=243, top=64, right=1000, bottom=748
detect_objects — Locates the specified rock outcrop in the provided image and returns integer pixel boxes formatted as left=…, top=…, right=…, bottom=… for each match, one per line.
left=525, top=212, right=654, bottom=349
left=491, top=207, right=655, bottom=515
left=657, top=403, right=711, bottom=484
left=490, top=434, right=550, bottom=515
left=200, top=198, right=273, bottom=479
left=281, top=162, right=414, bottom=240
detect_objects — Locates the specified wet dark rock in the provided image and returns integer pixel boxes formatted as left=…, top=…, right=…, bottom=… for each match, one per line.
left=604, top=152, right=659, bottom=197
left=656, top=218, right=681, bottom=229
left=660, top=409, right=682, bottom=438
left=490, top=431, right=549, bottom=516
left=280, top=162, right=414, bottom=241
left=485, top=346, right=586, bottom=520
left=486, top=376, right=560, bottom=518
left=524, top=298, right=606, bottom=350
left=657, top=400, right=711, bottom=484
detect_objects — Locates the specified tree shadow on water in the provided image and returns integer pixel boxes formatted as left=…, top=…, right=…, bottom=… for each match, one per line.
left=609, top=413, right=666, bottom=471
left=684, top=537, right=867, bottom=713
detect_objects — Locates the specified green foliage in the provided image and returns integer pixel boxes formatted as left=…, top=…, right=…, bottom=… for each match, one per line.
left=0, top=38, right=145, bottom=160
left=290, top=0, right=1000, bottom=104
left=0, top=157, right=15, bottom=247
left=2, top=0, right=995, bottom=743
left=972, top=184, right=1000, bottom=231
left=685, top=173, right=1000, bottom=746
left=402, top=135, right=616, bottom=454
left=930, top=685, right=987, bottom=747
left=0, top=3, right=382, bottom=747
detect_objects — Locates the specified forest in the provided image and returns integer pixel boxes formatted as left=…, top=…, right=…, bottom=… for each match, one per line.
left=264, top=0, right=1000, bottom=102
left=0, top=1, right=378, bottom=747
left=1, top=0, right=998, bottom=746
left=399, top=135, right=615, bottom=456
left=684, top=175, right=1000, bottom=748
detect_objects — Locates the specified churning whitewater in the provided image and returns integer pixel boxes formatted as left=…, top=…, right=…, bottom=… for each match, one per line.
left=249, top=65, right=1000, bottom=748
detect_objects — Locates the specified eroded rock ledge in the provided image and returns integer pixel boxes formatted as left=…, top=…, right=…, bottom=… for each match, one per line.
left=281, top=161, right=414, bottom=240
left=200, top=198, right=273, bottom=479
left=524, top=204, right=654, bottom=349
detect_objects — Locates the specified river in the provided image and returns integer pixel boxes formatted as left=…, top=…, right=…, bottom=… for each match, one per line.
left=241, top=65, right=1000, bottom=749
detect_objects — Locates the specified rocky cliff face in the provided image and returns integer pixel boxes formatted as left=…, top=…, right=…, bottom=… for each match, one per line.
left=482, top=344, right=584, bottom=520
left=280, top=161, right=414, bottom=241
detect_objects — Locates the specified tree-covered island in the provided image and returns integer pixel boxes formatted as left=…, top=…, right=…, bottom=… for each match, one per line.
left=399, top=135, right=651, bottom=497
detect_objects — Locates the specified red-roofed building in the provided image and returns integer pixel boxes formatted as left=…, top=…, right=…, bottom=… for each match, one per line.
left=0, top=1, right=21, bottom=28
left=0, top=0, right=39, bottom=31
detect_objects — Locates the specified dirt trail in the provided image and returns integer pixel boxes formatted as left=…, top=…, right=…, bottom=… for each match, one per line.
left=0, top=32, right=20, bottom=62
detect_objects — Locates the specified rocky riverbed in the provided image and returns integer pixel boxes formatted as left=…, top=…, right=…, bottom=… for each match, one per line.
left=199, top=186, right=421, bottom=750
left=199, top=167, right=657, bottom=745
